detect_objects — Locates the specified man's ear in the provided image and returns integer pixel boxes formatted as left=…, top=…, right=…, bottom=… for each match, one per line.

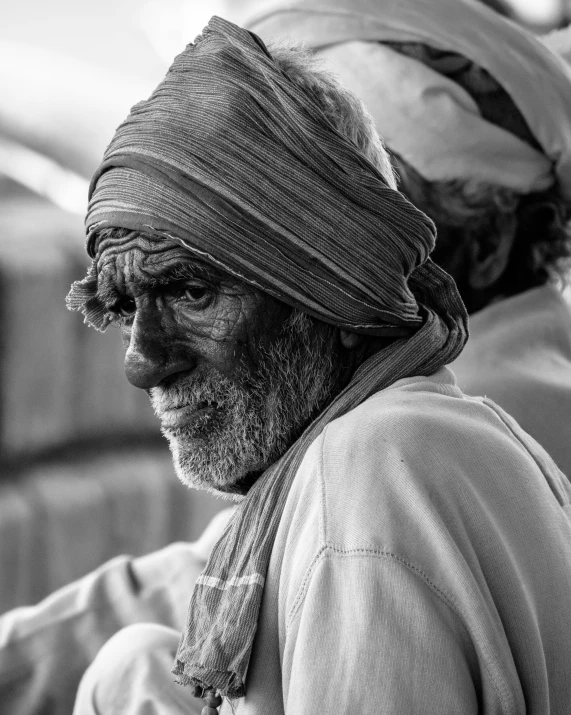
left=467, top=214, right=516, bottom=290
left=339, top=330, right=363, bottom=349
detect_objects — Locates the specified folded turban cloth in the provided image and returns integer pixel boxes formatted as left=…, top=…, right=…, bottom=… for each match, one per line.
left=67, top=17, right=468, bottom=701
left=240, top=0, right=571, bottom=199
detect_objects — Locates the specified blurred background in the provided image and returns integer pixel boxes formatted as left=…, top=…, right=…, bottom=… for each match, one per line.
left=0, top=0, right=569, bottom=612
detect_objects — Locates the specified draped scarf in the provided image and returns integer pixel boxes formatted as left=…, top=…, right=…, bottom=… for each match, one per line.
left=66, top=17, right=468, bottom=700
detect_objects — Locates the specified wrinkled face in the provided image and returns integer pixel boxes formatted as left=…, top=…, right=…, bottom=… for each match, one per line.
left=95, top=234, right=344, bottom=497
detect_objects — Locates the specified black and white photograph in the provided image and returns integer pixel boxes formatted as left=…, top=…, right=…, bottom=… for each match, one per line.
left=0, top=1, right=570, bottom=713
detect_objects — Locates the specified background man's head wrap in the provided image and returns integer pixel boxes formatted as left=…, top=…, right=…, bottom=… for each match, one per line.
left=240, top=0, right=571, bottom=199
left=68, top=17, right=468, bottom=701
left=543, top=25, right=571, bottom=68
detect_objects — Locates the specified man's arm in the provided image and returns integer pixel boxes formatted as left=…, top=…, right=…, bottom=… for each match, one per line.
left=0, top=508, right=233, bottom=715
left=283, top=551, right=482, bottom=714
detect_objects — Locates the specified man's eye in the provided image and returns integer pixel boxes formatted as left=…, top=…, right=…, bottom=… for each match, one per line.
left=111, top=297, right=137, bottom=317
left=183, top=284, right=210, bottom=303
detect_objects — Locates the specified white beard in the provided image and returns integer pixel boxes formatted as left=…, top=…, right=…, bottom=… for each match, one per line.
left=150, top=311, right=340, bottom=496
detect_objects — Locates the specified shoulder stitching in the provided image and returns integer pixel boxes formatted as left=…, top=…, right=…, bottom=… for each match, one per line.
left=286, top=545, right=515, bottom=714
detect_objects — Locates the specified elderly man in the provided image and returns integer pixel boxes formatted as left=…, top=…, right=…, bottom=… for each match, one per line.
left=236, top=0, right=571, bottom=477
left=58, top=16, right=571, bottom=715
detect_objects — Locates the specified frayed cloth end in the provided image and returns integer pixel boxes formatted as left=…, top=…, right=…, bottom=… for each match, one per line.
left=172, top=660, right=246, bottom=699
left=66, top=261, right=112, bottom=332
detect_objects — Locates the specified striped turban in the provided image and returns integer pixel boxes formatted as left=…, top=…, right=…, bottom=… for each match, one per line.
left=67, top=17, right=468, bottom=702
left=67, top=15, right=464, bottom=341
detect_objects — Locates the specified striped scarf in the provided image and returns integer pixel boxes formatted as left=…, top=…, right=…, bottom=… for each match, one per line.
left=66, top=17, right=468, bottom=700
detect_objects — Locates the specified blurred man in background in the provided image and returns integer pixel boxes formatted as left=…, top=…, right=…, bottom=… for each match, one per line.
left=237, top=0, right=571, bottom=477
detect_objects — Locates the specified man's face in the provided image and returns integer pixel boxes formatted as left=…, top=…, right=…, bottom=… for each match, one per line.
left=96, top=233, right=343, bottom=496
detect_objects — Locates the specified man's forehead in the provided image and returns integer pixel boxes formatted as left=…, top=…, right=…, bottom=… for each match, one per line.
left=95, top=233, right=228, bottom=293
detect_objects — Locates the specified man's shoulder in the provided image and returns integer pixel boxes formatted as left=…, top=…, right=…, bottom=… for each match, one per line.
left=277, top=370, right=571, bottom=636
left=323, top=370, right=483, bottom=464
left=303, top=371, right=546, bottom=550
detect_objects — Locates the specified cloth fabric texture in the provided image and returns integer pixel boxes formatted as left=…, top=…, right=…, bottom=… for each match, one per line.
left=72, top=370, right=571, bottom=714
left=66, top=15, right=468, bottom=700
left=0, top=509, right=234, bottom=715
left=241, top=0, right=571, bottom=198
left=452, top=284, right=571, bottom=479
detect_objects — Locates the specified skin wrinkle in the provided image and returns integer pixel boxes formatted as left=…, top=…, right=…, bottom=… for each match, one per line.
left=97, top=232, right=353, bottom=496
left=98, top=246, right=273, bottom=380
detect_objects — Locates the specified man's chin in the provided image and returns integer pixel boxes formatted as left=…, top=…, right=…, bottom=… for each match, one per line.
left=167, top=436, right=248, bottom=500
left=163, top=429, right=209, bottom=447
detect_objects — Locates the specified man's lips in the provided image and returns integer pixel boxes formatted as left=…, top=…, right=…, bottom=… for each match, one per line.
left=159, top=403, right=219, bottom=431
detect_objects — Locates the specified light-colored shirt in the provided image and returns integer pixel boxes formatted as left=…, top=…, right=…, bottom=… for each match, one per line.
left=73, top=369, right=571, bottom=714
left=452, top=284, right=571, bottom=478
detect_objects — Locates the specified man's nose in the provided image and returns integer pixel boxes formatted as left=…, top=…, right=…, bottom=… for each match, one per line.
left=123, top=303, right=194, bottom=390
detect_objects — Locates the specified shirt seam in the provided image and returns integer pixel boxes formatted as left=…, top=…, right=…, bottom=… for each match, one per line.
left=286, top=545, right=513, bottom=714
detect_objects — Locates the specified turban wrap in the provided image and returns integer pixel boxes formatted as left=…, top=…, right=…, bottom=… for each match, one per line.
left=239, top=0, right=571, bottom=199
left=69, top=13, right=452, bottom=337
left=67, top=17, right=468, bottom=701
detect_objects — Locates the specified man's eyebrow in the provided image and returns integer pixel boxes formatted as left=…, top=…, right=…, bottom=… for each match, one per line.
left=95, top=261, right=227, bottom=305
left=153, top=261, right=225, bottom=285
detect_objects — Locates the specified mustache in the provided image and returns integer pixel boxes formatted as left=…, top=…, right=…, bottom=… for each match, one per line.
left=149, top=368, right=243, bottom=416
